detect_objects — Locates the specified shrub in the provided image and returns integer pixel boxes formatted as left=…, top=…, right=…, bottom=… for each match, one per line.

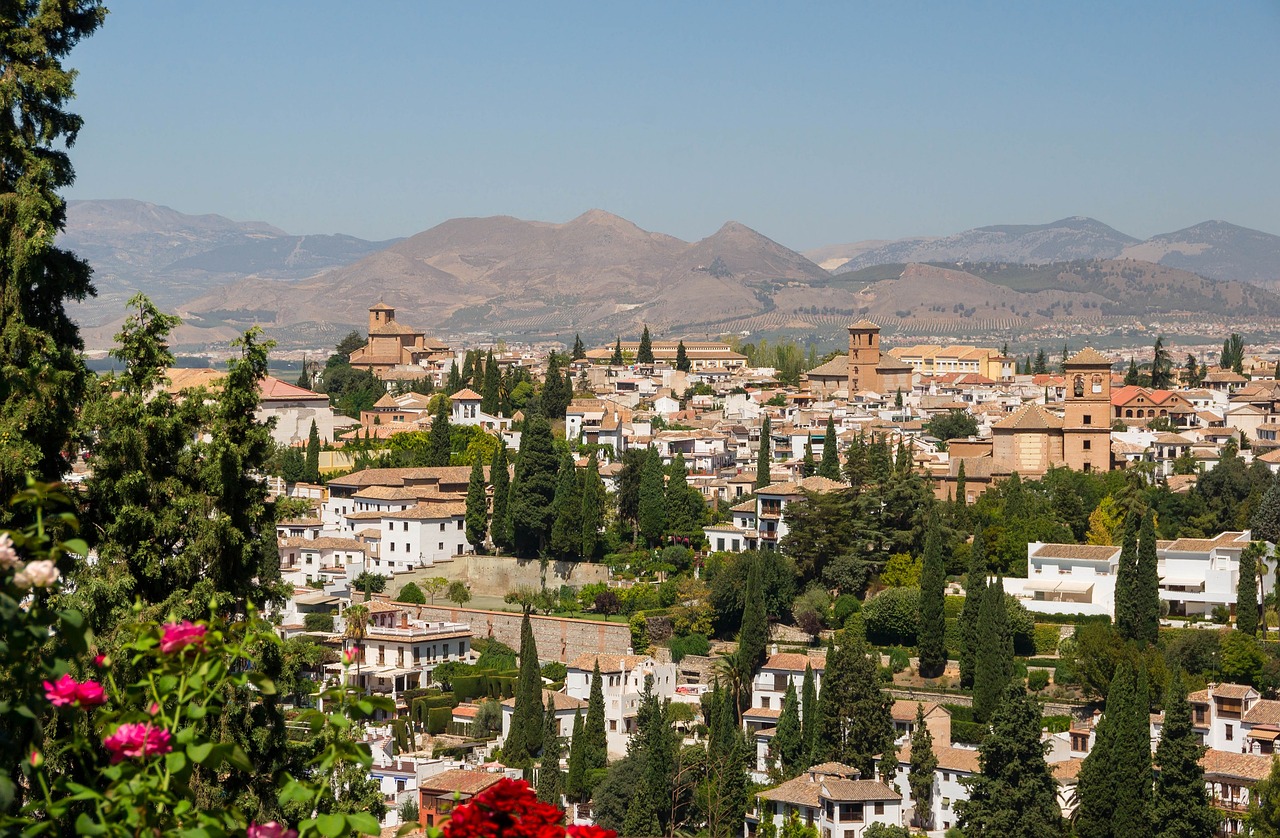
left=1042, top=714, right=1072, bottom=733
left=887, top=646, right=910, bottom=674
left=943, top=595, right=966, bottom=619
left=670, top=633, right=710, bottom=662
left=540, top=661, right=567, bottom=683
left=397, top=582, right=426, bottom=604
left=1027, top=669, right=1051, bottom=691
left=593, top=590, right=621, bottom=615
left=1033, top=624, right=1060, bottom=655
left=630, top=613, right=650, bottom=654
left=302, top=611, right=334, bottom=632
left=833, top=594, right=862, bottom=626
left=474, top=638, right=517, bottom=670
left=951, top=719, right=988, bottom=744
left=863, top=587, right=919, bottom=646
left=427, top=706, right=452, bottom=735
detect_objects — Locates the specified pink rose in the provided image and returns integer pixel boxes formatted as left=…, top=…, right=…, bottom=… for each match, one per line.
left=342, top=647, right=358, bottom=665
left=248, top=823, right=299, bottom=838
left=102, top=722, right=172, bottom=763
left=0, top=533, right=17, bottom=569
left=44, top=674, right=80, bottom=707
left=74, top=680, right=108, bottom=707
left=29, top=750, right=43, bottom=768
left=160, top=621, right=207, bottom=655
left=94, top=654, right=109, bottom=668
left=18, top=559, right=60, bottom=588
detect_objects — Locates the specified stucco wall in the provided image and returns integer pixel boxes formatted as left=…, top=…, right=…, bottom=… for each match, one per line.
left=396, top=555, right=611, bottom=598
left=384, top=603, right=631, bottom=663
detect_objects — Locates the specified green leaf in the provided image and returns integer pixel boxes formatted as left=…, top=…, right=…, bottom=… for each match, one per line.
left=278, top=778, right=313, bottom=806
left=166, top=750, right=189, bottom=773
left=178, top=829, right=211, bottom=838
left=75, top=814, right=108, bottom=835
left=346, top=812, right=382, bottom=834
left=186, top=703, right=206, bottom=720
left=60, top=539, right=89, bottom=557
left=186, top=742, right=214, bottom=764
left=247, top=671, right=277, bottom=695
left=315, top=813, right=346, bottom=837
left=225, top=744, right=253, bottom=772
left=328, top=712, right=350, bottom=730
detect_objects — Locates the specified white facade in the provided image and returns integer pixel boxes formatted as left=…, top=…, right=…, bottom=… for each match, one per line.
left=564, top=654, right=677, bottom=757
left=703, top=475, right=850, bottom=554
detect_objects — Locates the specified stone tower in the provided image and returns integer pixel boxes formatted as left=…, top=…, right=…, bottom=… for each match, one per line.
left=1062, top=347, right=1114, bottom=473
left=847, top=320, right=882, bottom=393
left=368, top=301, right=395, bottom=334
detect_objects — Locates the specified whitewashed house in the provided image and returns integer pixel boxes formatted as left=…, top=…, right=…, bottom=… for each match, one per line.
left=564, top=654, right=676, bottom=757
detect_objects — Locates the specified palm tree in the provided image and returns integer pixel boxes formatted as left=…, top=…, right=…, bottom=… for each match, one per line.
left=713, top=646, right=746, bottom=721
left=344, top=603, right=369, bottom=689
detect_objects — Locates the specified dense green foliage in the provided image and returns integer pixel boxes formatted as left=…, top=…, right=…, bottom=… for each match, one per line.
left=812, top=632, right=896, bottom=780
left=917, top=512, right=947, bottom=677
left=1151, top=674, right=1218, bottom=838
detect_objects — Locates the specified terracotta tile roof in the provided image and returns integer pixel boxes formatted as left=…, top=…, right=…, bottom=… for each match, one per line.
left=351, top=486, right=421, bottom=500
left=890, top=700, right=942, bottom=722
left=1066, top=347, right=1113, bottom=367
left=384, top=501, right=468, bottom=520
left=1200, top=750, right=1273, bottom=782
left=730, top=500, right=757, bottom=514
left=500, top=689, right=588, bottom=711
left=420, top=769, right=503, bottom=795
left=744, top=707, right=783, bottom=720
left=898, top=744, right=981, bottom=774
left=1030, top=543, right=1120, bottom=562
left=757, top=475, right=850, bottom=496
left=260, top=376, right=327, bottom=400
left=450, top=388, right=482, bottom=401
left=1212, top=683, right=1256, bottom=699
left=848, top=319, right=881, bottom=330
left=820, top=778, right=902, bottom=802
left=1244, top=699, right=1280, bottom=725
left=805, top=356, right=848, bottom=378
left=992, top=402, right=1063, bottom=431
left=1051, top=757, right=1085, bottom=781
left=763, top=652, right=826, bottom=672
left=807, top=762, right=861, bottom=777
left=280, top=537, right=368, bottom=552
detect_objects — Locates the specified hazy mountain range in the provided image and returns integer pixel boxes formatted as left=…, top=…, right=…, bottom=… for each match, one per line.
left=807, top=216, right=1280, bottom=286
left=62, top=201, right=1280, bottom=349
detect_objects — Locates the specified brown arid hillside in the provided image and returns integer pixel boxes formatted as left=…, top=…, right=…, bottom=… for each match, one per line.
left=178, top=211, right=831, bottom=345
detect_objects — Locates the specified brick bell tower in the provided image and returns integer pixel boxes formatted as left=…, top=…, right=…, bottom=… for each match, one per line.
left=847, top=319, right=882, bottom=393
left=1062, top=347, right=1114, bottom=473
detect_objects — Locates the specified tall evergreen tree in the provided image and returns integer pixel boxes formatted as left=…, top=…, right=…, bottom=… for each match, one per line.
left=610, top=337, right=624, bottom=366
left=959, top=527, right=989, bottom=688
left=541, top=353, right=571, bottom=419
left=1125, top=357, right=1140, bottom=386
left=675, top=340, right=691, bottom=372
left=637, top=448, right=667, bottom=546
left=565, top=709, right=587, bottom=801
left=426, top=396, right=452, bottom=467
left=446, top=359, right=462, bottom=393
left=800, top=438, right=816, bottom=477
left=800, top=662, right=817, bottom=766
left=505, top=612, right=544, bottom=767
left=1239, top=542, right=1265, bottom=636
left=304, top=419, right=321, bottom=483
left=1115, top=510, right=1142, bottom=641
left=1152, top=674, right=1217, bottom=838
left=584, top=661, right=608, bottom=771
left=1136, top=510, right=1161, bottom=645
left=665, top=452, right=706, bottom=535
left=571, top=334, right=586, bottom=361
left=508, top=410, right=560, bottom=556
left=550, top=454, right=584, bottom=559
left=972, top=577, right=1013, bottom=724
left=955, top=460, right=968, bottom=508
left=757, top=416, right=773, bottom=489
left=917, top=511, right=947, bottom=677
left=1033, top=348, right=1048, bottom=375
left=908, top=703, right=939, bottom=831
left=536, top=694, right=563, bottom=803
left=737, top=556, right=769, bottom=713
left=771, top=681, right=802, bottom=776
left=482, top=349, right=501, bottom=415
left=490, top=444, right=512, bottom=552
left=581, top=451, right=606, bottom=559
left=1113, top=664, right=1153, bottom=836
left=1251, top=471, right=1280, bottom=545
left=637, top=325, right=655, bottom=364
left=812, top=633, right=895, bottom=780
left=956, top=684, right=1065, bottom=837
left=702, top=683, right=750, bottom=838
left=0, top=0, right=104, bottom=508
left=1075, top=660, right=1131, bottom=838
left=465, top=456, right=488, bottom=551
left=627, top=675, right=675, bottom=834
left=818, top=416, right=841, bottom=479
left=1152, top=335, right=1172, bottom=389
left=460, top=350, right=476, bottom=387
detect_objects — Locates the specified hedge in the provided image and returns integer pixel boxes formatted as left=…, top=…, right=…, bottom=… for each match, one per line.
left=943, top=703, right=974, bottom=722
left=1043, top=714, right=1072, bottom=733
left=944, top=595, right=966, bottom=620
left=1033, top=624, right=1061, bottom=655
left=951, top=719, right=988, bottom=745
left=427, top=706, right=452, bottom=735
left=1031, top=612, right=1111, bottom=626
left=453, top=674, right=490, bottom=703
left=1027, top=670, right=1050, bottom=691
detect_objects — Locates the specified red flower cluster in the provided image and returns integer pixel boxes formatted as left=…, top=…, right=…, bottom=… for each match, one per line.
left=442, top=779, right=614, bottom=838
left=44, top=674, right=108, bottom=708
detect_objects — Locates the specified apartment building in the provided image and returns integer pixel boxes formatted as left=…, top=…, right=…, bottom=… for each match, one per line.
left=564, top=653, right=677, bottom=757
left=703, top=475, right=849, bottom=553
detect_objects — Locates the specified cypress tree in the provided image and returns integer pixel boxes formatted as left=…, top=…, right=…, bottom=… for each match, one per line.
left=843, top=432, right=869, bottom=490
left=637, top=325, right=655, bottom=364
left=572, top=333, right=586, bottom=361
left=581, top=451, right=606, bottom=559
left=972, top=577, right=1013, bottom=724
left=550, top=453, right=584, bottom=560
left=610, top=337, right=624, bottom=366
left=771, top=681, right=802, bottom=776
left=800, top=438, right=816, bottom=477
left=956, top=684, right=1065, bottom=837
left=812, top=632, right=895, bottom=780
left=565, top=365, right=575, bottom=401
left=1136, top=510, right=1161, bottom=645
left=1151, top=674, right=1218, bottom=838
left=1125, top=357, right=1140, bottom=386
left=1250, top=470, right=1280, bottom=545
left=630, top=675, right=675, bottom=834
left=565, top=709, right=587, bottom=801
left=675, top=339, right=691, bottom=372
left=800, top=662, right=817, bottom=766
left=506, top=612, right=544, bottom=767
left=536, top=693, right=563, bottom=803
left=461, top=350, right=475, bottom=387
left=482, top=349, right=501, bottom=415
left=1074, top=661, right=1128, bottom=838
left=1113, top=664, right=1153, bottom=836
left=1238, top=542, right=1262, bottom=636
left=427, top=396, right=452, bottom=467
left=737, top=555, right=769, bottom=713
left=818, top=415, right=841, bottom=479
left=637, top=448, right=667, bottom=546
left=955, top=459, right=967, bottom=508
left=446, top=359, right=462, bottom=393
left=303, top=419, right=321, bottom=483
left=465, top=456, right=488, bottom=552
left=665, top=452, right=705, bottom=534
left=1115, top=510, right=1142, bottom=641
left=541, top=352, right=570, bottom=420
left=959, top=527, right=988, bottom=688
left=508, top=410, right=559, bottom=556
left=490, top=444, right=512, bottom=552
left=918, top=511, right=947, bottom=678
left=757, top=416, right=772, bottom=489
left=584, top=661, right=607, bottom=770
left=908, top=703, right=939, bottom=831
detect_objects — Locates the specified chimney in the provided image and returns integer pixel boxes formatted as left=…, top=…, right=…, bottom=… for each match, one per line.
left=770, top=643, right=778, bottom=657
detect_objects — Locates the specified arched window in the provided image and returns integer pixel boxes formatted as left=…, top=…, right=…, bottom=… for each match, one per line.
left=1073, top=375, right=1085, bottom=398
left=1125, top=409, right=1133, bottom=418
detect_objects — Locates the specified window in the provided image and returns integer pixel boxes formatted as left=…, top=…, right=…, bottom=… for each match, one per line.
left=761, top=697, right=771, bottom=709
left=1083, top=414, right=1092, bottom=425
left=443, top=643, right=450, bottom=657
left=404, top=544, right=409, bottom=553
left=457, top=520, right=463, bottom=530
left=440, top=522, right=446, bottom=532
left=438, top=542, right=444, bottom=551
left=873, top=802, right=883, bottom=815
left=609, top=720, right=617, bottom=731
left=1227, top=724, right=1234, bottom=741
left=404, top=522, right=409, bottom=531
left=390, top=543, right=396, bottom=552
left=1083, top=439, right=1092, bottom=450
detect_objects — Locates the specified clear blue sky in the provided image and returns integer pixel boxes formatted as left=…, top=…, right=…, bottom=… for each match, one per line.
left=65, top=1, right=1280, bottom=249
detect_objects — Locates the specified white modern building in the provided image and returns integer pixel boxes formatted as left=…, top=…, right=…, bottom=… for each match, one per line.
left=1006, top=531, right=1275, bottom=619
